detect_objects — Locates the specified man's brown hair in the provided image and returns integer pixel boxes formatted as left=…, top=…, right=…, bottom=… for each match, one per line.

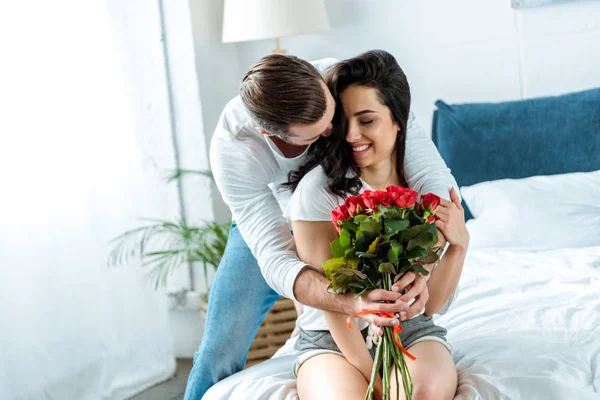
left=240, top=54, right=327, bottom=139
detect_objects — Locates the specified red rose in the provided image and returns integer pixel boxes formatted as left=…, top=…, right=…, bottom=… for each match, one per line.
left=360, top=190, right=380, bottom=210
left=426, top=215, right=439, bottom=223
left=331, top=204, right=350, bottom=230
left=386, top=186, right=417, bottom=208
left=371, top=190, right=391, bottom=207
left=344, top=195, right=360, bottom=216
left=421, top=193, right=441, bottom=212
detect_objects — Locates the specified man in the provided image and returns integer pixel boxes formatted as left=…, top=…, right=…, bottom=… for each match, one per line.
left=184, top=55, right=458, bottom=399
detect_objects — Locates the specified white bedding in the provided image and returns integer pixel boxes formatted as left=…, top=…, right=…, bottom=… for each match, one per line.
left=204, top=245, right=600, bottom=400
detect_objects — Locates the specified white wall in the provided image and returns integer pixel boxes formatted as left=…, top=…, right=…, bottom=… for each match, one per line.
left=233, top=0, right=600, bottom=135
left=189, top=0, right=242, bottom=224
left=0, top=1, right=176, bottom=398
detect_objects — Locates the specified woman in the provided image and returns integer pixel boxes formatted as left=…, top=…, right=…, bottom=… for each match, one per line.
left=285, top=50, right=468, bottom=399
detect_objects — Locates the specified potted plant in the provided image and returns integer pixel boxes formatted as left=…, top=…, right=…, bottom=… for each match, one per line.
left=108, top=169, right=297, bottom=364
left=107, top=169, right=229, bottom=298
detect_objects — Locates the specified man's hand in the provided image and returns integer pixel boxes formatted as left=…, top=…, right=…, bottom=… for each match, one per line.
left=391, top=271, right=430, bottom=320
left=351, top=289, right=409, bottom=329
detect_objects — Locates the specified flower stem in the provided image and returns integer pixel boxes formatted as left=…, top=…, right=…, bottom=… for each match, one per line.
left=364, top=335, right=383, bottom=400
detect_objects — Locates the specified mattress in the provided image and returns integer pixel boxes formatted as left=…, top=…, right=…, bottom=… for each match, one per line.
left=204, top=245, right=600, bottom=399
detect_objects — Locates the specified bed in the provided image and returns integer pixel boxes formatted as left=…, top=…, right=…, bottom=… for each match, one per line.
left=204, top=87, right=600, bottom=399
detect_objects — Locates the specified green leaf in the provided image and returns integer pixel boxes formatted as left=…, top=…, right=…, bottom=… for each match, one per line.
left=387, top=248, right=398, bottom=264
left=407, top=238, right=418, bottom=251
left=416, top=231, right=435, bottom=249
left=408, top=210, right=425, bottom=226
left=411, top=264, right=430, bottom=276
left=339, top=229, right=351, bottom=247
left=367, top=236, right=382, bottom=254
left=322, top=257, right=347, bottom=279
left=415, top=250, right=439, bottom=265
left=403, top=226, right=421, bottom=239
left=355, top=233, right=376, bottom=252
left=398, top=263, right=412, bottom=276
left=345, top=254, right=360, bottom=269
left=384, top=219, right=410, bottom=235
left=359, top=220, right=382, bottom=235
left=337, top=268, right=367, bottom=279
left=164, top=168, right=214, bottom=184
left=406, top=247, right=427, bottom=259
left=378, top=262, right=396, bottom=274
left=353, top=288, right=368, bottom=298
left=379, top=205, right=403, bottom=219
left=387, top=241, right=402, bottom=264
left=330, top=239, right=345, bottom=258
left=354, top=214, right=368, bottom=222
left=327, top=274, right=352, bottom=294
left=382, top=231, right=397, bottom=240
left=341, top=220, right=358, bottom=233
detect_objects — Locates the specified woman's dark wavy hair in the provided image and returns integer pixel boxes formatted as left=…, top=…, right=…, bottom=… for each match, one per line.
left=283, top=50, right=411, bottom=197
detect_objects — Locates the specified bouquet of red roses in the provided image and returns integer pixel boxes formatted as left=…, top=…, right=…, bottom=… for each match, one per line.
left=324, top=186, right=441, bottom=400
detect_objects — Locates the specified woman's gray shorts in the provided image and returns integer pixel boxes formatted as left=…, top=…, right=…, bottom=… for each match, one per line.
left=292, top=314, right=451, bottom=377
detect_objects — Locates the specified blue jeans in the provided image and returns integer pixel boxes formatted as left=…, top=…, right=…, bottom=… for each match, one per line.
left=184, top=222, right=281, bottom=400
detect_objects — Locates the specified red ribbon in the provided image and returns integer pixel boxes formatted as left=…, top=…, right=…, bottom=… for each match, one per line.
left=347, top=309, right=417, bottom=361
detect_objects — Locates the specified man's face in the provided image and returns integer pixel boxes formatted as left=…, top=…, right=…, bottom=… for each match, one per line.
left=284, top=82, right=336, bottom=146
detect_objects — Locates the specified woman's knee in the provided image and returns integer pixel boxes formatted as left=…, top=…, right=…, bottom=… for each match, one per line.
left=411, top=374, right=457, bottom=400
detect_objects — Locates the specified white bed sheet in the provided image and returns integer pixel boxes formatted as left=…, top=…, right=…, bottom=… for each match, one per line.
left=204, top=246, right=600, bottom=400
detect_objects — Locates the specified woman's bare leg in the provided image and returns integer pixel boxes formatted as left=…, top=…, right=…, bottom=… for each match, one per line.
left=390, top=341, right=457, bottom=400
left=297, top=353, right=369, bottom=400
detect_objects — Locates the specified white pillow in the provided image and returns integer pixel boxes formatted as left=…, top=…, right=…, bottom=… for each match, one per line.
left=461, top=170, right=600, bottom=250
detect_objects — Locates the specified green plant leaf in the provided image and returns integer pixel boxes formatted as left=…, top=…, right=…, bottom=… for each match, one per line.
left=355, top=232, right=376, bottom=252
left=336, top=268, right=367, bottom=279
left=411, top=264, right=430, bottom=276
left=339, top=229, right=351, bottom=247
left=379, top=205, right=403, bottom=219
left=387, top=241, right=402, bottom=264
left=345, top=254, right=360, bottom=269
left=403, top=226, right=421, bottom=239
left=384, top=219, right=410, bottom=235
left=415, top=250, right=439, bottom=265
left=359, top=220, right=382, bottom=235
left=322, top=257, right=347, bottom=279
left=367, top=236, right=382, bottom=254
left=341, top=220, right=358, bottom=233
left=330, top=239, right=345, bottom=258
left=406, top=247, right=427, bottom=259
left=164, top=168, right=214, bottom=184
left=408, top=210, right=425, bottom=226
left=378, top=262, right=396, bottom=274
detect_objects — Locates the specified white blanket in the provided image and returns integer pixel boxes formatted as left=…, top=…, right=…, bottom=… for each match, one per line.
left=204, top=246, right=600, bottom=399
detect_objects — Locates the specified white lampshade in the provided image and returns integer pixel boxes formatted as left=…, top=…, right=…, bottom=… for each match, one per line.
left=222, top=0, right=331, bottom=43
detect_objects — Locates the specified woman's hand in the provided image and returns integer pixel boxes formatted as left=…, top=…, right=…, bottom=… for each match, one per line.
left=435, top=187, right=469, bottom=250
left=392, top=271, right=430, bottom=319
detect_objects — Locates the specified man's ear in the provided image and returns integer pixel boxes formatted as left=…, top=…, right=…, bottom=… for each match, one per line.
left=256, top=127, right=270, bottom=136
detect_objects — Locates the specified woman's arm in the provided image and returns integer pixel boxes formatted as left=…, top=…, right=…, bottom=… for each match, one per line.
left=423, top=188, right=469, bottom=315
left=292, top=220, right=378, bottom=381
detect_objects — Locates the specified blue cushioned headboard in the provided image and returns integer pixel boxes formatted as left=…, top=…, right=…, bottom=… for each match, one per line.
left=432, top=87, right=600, bottom=220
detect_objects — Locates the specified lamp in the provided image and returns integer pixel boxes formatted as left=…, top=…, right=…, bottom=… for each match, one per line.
left=222, top=0, right=331, bottom=54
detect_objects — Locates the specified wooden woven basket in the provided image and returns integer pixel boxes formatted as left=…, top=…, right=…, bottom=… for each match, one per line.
left=200, top=298, right=297, bottom=368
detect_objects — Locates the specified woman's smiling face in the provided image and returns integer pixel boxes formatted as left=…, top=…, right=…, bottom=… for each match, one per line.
left=340, top=84, right=400, bottom=169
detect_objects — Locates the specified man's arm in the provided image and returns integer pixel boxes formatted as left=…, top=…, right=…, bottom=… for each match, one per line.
left=211, top=136, right=306, bottom=301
